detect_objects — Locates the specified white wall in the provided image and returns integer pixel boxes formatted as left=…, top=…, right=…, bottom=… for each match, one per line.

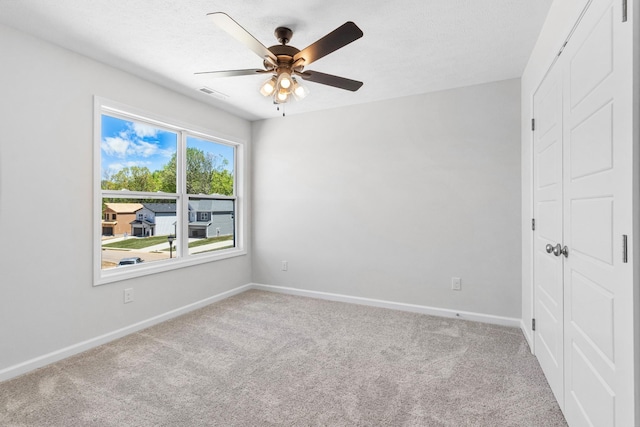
left=520, top=0, right=590, bottom=347
left=0, top=24, right=252, bottom=375
left=252, top=79, right=522, bottom=318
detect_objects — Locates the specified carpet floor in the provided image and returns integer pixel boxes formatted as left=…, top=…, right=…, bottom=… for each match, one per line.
left=0, top=290, right=567, bottom=426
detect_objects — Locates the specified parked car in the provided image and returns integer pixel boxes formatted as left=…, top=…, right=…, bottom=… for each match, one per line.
left=117, top=257, right=144, bottom=267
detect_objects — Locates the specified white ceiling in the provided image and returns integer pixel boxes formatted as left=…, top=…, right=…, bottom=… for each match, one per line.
left=0, top=0, right=553, bottom=121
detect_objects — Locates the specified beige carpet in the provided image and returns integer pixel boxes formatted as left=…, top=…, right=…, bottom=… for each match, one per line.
left=0, top=290, right=566, bottom=426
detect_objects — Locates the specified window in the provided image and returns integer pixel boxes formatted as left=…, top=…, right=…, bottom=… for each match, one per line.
left=94, top=98, right=245, bottom=285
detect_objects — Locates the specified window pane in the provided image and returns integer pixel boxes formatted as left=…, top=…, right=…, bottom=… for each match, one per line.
left=186, top=136, right=234, bottom=196
left=101, top=198, right=178, bottom=270
left=101, top=115, right=178, bottom=192
left=187, top=197, right=235, bottom=256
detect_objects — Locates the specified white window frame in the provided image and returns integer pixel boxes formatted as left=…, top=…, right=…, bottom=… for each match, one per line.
left=93, top=97, right=246, bottom=286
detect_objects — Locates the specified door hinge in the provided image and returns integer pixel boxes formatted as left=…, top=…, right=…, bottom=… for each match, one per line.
left=558, top=41, right=568, bottom=57
left=532, top=218, right=536, bottom=231
left=622, top=0, right=628, bottom=22
left=532, top=318, right=536, bottom=331
left=531, top=118, right=535, bottom=131
left=623, top=234, right=628, bottom=263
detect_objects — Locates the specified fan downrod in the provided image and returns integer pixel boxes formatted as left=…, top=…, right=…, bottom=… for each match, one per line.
left=274, top=27, right=293, bottom=45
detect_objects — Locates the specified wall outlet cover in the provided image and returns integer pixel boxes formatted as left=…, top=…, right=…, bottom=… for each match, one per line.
left=124, top=288, right=134, bottom=303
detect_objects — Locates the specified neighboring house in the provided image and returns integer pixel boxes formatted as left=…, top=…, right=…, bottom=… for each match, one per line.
left=127, top=201, right=233, bottom=238
left=187, top=199, right=234, bottom=238
left=102, top=202, right=143, bottom=236
left=130, top=203, right=177, bottom=237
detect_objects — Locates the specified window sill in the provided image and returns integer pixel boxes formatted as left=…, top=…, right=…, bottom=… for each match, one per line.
left=94, top=247, right=247, bottom=286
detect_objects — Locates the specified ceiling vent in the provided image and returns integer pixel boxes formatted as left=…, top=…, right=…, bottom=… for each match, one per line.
left=198, top=87, right=229, bottom=100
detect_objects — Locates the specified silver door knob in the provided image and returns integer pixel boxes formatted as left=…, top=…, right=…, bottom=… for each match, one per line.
left=546, top=244, right=554, bottom=254
left=552, top=243, right=569, bottom=258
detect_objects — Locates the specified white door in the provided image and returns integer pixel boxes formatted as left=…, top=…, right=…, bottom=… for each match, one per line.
left=561, top=0, right=634, bottom=425
left=532, top=0, right=635, bottom=425
left=532, top=62, right=564, bottom=408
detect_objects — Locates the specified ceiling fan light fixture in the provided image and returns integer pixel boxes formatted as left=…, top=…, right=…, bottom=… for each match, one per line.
left=275, top=88, right=289, bottom=103
left=277, top=71, right=292, bottom=90
left=292, top=79, right=309, bottom=100
left=200, top=14, right=364, bottom=111
left=260, top=76, right=277, bottom=96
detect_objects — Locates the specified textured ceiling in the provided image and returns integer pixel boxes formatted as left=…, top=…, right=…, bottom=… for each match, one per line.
left=0, top=0, right=552, bottom=121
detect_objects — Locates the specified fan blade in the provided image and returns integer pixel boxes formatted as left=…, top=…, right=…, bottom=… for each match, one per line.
left=299, top=70, right=363, bottom=91
left=293, top=22, right=363, bottom=67
left=195, top=69, right=270, bottom=78
left=208, top=12, right=277, bottom=63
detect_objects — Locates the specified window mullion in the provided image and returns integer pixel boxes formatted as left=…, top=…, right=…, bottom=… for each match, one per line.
left=178, top=130, right=188, bottom=258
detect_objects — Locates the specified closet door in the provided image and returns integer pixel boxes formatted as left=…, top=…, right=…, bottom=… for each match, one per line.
left=561, top=0, right=634, bottom=425
left=532, top=63, right=564, bottom=408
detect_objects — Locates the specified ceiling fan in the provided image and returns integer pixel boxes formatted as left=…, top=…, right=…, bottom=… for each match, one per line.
left=196, top=13, right=364, bottom=106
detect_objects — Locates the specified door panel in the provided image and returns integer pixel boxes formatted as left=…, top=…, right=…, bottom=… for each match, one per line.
left=569, top=271, right=615, bottom=362
left=570, top=197, right=614, bottom=264
left=537, top=200, right=561, bottom=242
left=569, top=102, right=613, bottom=180
left=561, top=0, right=633, bottom=425
left=568, top=342, right=615, bottom=427
left=568, top=6, right=614, bottom=109
left=533, top=62, right=564, bottom=408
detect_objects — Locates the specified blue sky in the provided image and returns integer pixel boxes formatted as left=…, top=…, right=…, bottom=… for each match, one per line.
left=101, top=115, right=234, bottom=178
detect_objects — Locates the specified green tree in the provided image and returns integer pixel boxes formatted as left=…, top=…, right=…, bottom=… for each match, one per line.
left=186, top=147, right=214, bottom=194
left=127, top=148, right=234, bottom=195
left=102, top=166, right=155, bottom=192
left=211, top=169, right=234, bottom=195
left=158, top=156, right=177, bottom=193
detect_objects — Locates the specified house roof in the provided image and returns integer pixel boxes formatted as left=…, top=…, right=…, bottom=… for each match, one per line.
left=189, top=221, right=212, bottom=228
left=105, top=202, right=143, bottom=214
left=189, top=199, right=234, bottom=213
left=141, top=203, right=177, bottom=214
left=129, top=219, right=155, bottom=226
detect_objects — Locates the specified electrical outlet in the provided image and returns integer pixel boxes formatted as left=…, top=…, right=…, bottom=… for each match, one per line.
left=281, top=261, right=288, bottom=271
left=451, top=277, right=461, bottom=291
left=124, top=288, right=134, bottom=303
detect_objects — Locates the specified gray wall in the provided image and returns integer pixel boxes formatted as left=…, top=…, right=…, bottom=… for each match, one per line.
left=252, top=78, right=522, bottom=318
left=0, top=24, right=252, bottom=372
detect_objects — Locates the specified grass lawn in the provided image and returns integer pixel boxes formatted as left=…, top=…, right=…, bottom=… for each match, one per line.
left=102, top=235, right=170, bottom=249
left=160, top=235, right=233, bottom=251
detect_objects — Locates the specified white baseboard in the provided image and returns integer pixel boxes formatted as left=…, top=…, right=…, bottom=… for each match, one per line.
left=250, top=283, right=521, bottom=328
left=0, top=283, right=252, bottom=383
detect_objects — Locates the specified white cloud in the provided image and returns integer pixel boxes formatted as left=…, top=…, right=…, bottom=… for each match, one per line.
left=102, top=134, right=164, bottom=159
left=131, top=140, right=159, bottom=158
left=102, top=137, right=130, bottom=157
left=106, top=162, right=124, bottom=174
left=131, top=122, right=158, bottom=138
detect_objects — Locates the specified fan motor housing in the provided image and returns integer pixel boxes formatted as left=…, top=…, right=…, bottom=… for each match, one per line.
left=265, top=45, right=303, bottom=72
